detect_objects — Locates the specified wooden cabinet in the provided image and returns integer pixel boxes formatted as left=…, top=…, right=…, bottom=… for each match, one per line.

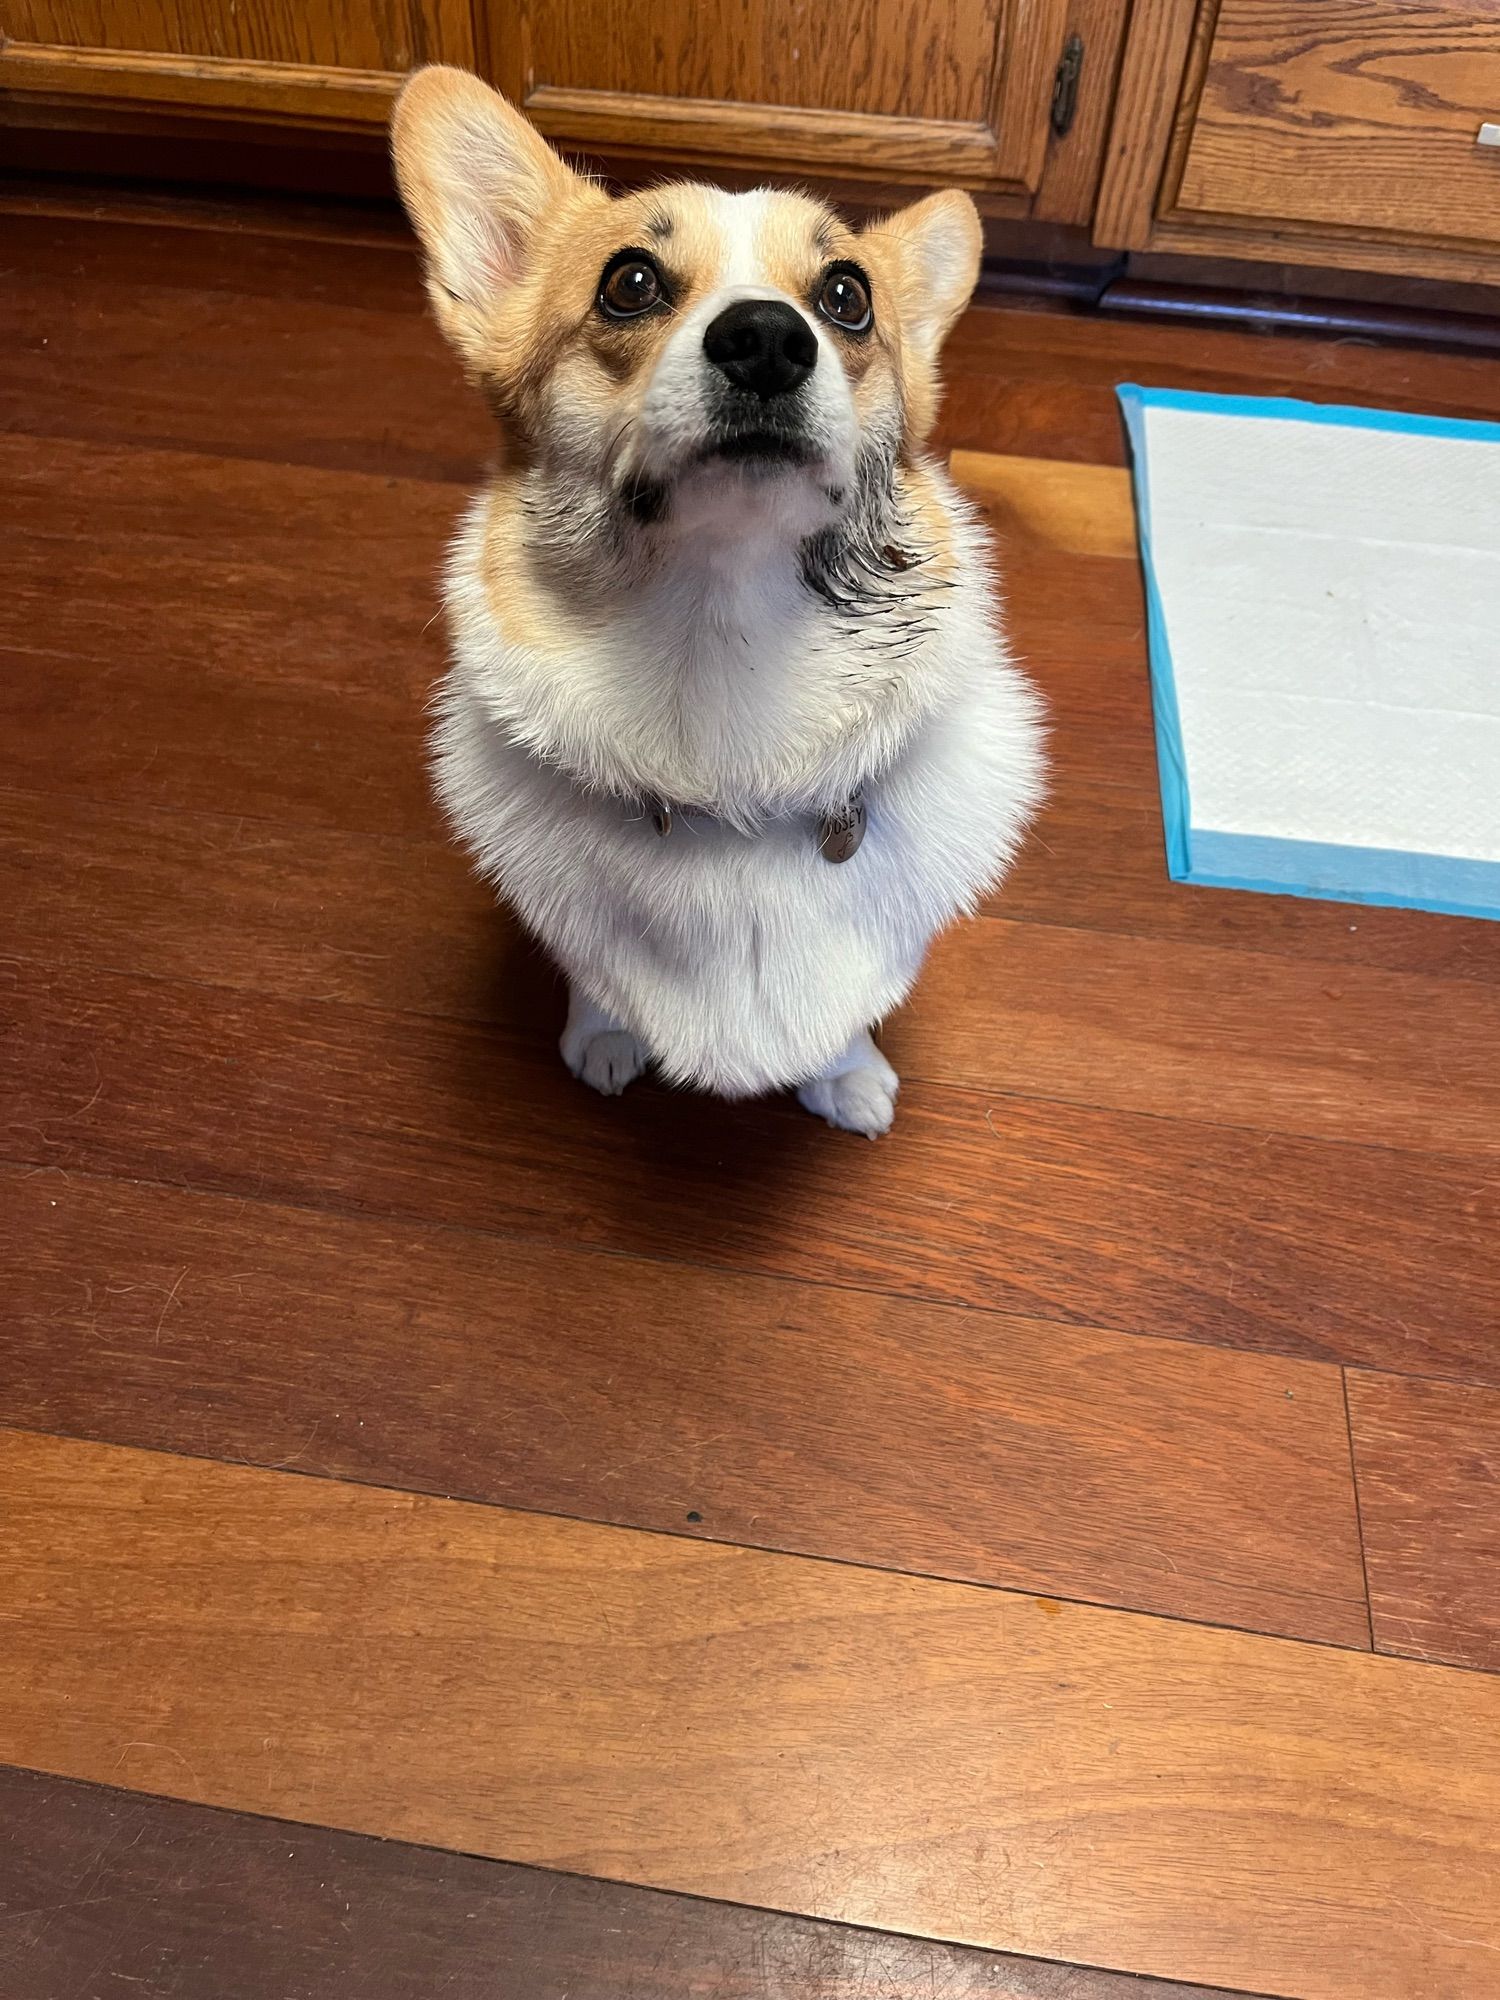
left=4, top=0, right=1500, bottom=296
left=0, top=0, right=476, bottom=128
left=0, top=0, right=1123, bottom=221
left=494, top=0, right=1069, bottom=197
left=1097, top=0, right=1500, bottom=286
left=1175, top=1, right=1500, bottom=247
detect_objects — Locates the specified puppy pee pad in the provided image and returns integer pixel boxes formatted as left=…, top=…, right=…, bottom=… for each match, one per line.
left=1118, top=385, right=1500, bottom=920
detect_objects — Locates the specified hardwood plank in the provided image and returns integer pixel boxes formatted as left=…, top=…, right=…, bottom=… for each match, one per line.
left=0, top=1166, right=1369, bottom=1644
left=7, top=787, right=1497, bottom=1144
left=952, top=450, right=1136, bottom=557
left=0, top=218, right=479, bottom=484
left=0, top=208, right=418, bottom=296
left=0, top=787, right=495, bottom=1017
left=0, top=1766, right=1259, bottom=2000
left=1348, top=1372, right=1500, bottom=1673
left=8, top=751, right=1500, bottom=1018
left=0, top=434, right=447, bottom=837
left=946, top=297, right=1500, bottom=426
left=904, top=921, right=1500, bottom=1158
left=3, top=1431, right=1497, bottom=2000
left=939, top=316, right=1500, bottom=463
left=1001, top=789, right=1500, bottom=983
left=4, top=209, right=1494, bottom=554
left=0, top=432, right=453, bottom=696
left=0, top=434, right=1153, bottom=846
left=935, top=372, right=1132, bottom=465
left=3, top=958, right=1496, bottom=1382
left=0, top=641, right=432, bottom=839
left=12, top=212, right=1500, bottom=480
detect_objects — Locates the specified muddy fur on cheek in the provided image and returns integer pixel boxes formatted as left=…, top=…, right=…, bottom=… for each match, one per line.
left=799, top=421, right=945, bottom=638
left=796, top=337, right=942, bottom=635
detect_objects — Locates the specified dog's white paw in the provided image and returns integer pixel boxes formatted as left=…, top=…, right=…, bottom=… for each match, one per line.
left=561, top=987, right=649, bottom=1098
left=798, top=1034, right=899, bottom=1139
left=565, top=1027, right=649, bottom=1098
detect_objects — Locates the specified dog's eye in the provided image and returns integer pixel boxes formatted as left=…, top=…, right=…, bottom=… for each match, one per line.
left=599, top=254, right=663, bottom=319
left=816, top=267, right=873, bottom=333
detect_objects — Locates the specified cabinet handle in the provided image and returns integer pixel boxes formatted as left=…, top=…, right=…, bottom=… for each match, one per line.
left=1478, top=121, right=1500, bottom=147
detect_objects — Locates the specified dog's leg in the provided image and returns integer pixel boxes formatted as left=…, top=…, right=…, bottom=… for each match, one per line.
left=797, top=1028, right=899, bottom=1139
left=560, top=982, right=650, bottom=1099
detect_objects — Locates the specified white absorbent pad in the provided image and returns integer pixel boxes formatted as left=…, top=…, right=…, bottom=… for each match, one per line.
left=1118, top=385, right=1500, bottom=920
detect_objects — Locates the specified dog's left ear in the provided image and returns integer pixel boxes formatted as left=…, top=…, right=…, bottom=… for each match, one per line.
left=391, top=66, right=584, bottom=368
left=863, top=190, right=982, bottom=363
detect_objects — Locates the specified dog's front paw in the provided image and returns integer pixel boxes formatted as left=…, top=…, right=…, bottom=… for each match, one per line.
left=560, top=987, right=650, bottom=1098
left=565, top=1027, right=650, bottom=1098
left=798, top=1036, right=899, bottom=1139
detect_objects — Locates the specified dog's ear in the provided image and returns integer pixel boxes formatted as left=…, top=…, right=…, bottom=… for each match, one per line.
left=391, top=67, right=579, bottom=364
left=863, top=190, right=982, bottom=363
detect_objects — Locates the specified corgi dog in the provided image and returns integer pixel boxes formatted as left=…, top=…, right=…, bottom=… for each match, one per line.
left=391, top=68, right=1044, bottom=1136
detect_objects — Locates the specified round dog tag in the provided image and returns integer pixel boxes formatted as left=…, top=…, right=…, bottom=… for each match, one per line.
left=819, top=791, right=866, bottom=863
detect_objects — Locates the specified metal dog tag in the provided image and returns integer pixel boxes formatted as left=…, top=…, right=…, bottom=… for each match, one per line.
left=818, top=790, right=866, bottom=864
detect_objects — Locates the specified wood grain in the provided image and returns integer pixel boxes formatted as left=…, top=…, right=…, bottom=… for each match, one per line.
left=0, top=436, right=448, bottom=838
left=10, top=210, right=1500, bottom=476
left=999, top=789, right=1500, bottom=982
left=0, top=0, right=474, bottom=130
left=0, top=1165, right=1370, bottom=1643
left=3, top=957, right=1497, bottom=1383
left=521, top=89, right=1003, bottom=184
left=4, top=1430, right=1499, bottom=2000
left=0, top=423, right=1283, bottom=839
left=1145, top=208, right=1500, bottom=290
left=1091, top=0, right=1198, bottom=247
left=1177, top=0, right=1500, bottom=249
left=945, top=284, right=1500, bottom=431
left=7, top=638, right=1498, bottom=986
left=0, top=219, right=479, bottom=484
left=0, top=440, right=1160, bottom=838
left=5, top=780, right=1496, bottom=1161
left=4, top=0, right=473, bottom=70
left=1348, top=1371, right=1500, bottom=1672
left=904, top=919, right=1500, bottom=1157
left=952, top=449, right=1136, bottom=555
left=6, top=201, right=1500, bottom=2000
left=0, top=1765, right=1262, bottom=2000
left=0, top=46, right=404, bottom=129
left=520, top=0, right=1003, bottom=124
left=496, top=0, right=1067, bottom=191
left=1031, top=0, right=1133, bottom=225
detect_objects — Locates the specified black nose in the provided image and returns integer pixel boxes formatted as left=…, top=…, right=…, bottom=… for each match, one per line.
left=703, top=299, right=817, bottom=401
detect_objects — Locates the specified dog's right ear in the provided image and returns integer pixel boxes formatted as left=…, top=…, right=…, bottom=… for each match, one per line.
left=391, top=67, right=576, bottom=366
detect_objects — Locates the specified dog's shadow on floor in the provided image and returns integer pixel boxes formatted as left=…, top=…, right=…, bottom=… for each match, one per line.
left=457, top=917, right=830, bottom=1273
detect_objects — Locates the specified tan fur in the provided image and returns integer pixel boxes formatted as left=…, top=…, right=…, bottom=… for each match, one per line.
left=391, top=69, right=979, bottom=461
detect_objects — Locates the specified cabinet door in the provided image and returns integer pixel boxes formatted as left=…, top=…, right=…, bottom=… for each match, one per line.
left=0, top=0, right=475, bottom=127
left=1176, top=0, right=1500, bottom=250
left=485, top=0, right=1068, bottom=194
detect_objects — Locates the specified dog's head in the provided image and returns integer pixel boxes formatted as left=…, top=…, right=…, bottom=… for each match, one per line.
left=392, top=68, right=980, bottom=536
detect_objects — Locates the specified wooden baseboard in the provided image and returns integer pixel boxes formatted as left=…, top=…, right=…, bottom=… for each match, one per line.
left=1097, top=274, right=1500, bottom=353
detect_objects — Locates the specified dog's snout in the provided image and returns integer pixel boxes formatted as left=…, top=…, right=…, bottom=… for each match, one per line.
left=703, top=300, right=817, bottom=401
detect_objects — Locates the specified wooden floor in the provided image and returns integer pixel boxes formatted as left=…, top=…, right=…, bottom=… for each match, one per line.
left=3, top=201, right=1500, bottom=2000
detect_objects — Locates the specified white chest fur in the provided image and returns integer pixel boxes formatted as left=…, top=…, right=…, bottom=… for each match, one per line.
left=432, top=469, right=1045, bottom=1096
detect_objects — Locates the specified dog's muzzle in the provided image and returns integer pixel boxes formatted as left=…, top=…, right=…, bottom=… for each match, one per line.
left=699, top=300, right=820, bottom=467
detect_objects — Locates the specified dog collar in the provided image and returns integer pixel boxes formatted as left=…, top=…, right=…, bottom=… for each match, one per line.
left=644, top=788, right=867, bottom=863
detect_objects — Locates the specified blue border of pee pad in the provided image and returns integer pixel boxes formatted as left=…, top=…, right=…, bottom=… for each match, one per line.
left=1116, top=383, right=1500, bottom=922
